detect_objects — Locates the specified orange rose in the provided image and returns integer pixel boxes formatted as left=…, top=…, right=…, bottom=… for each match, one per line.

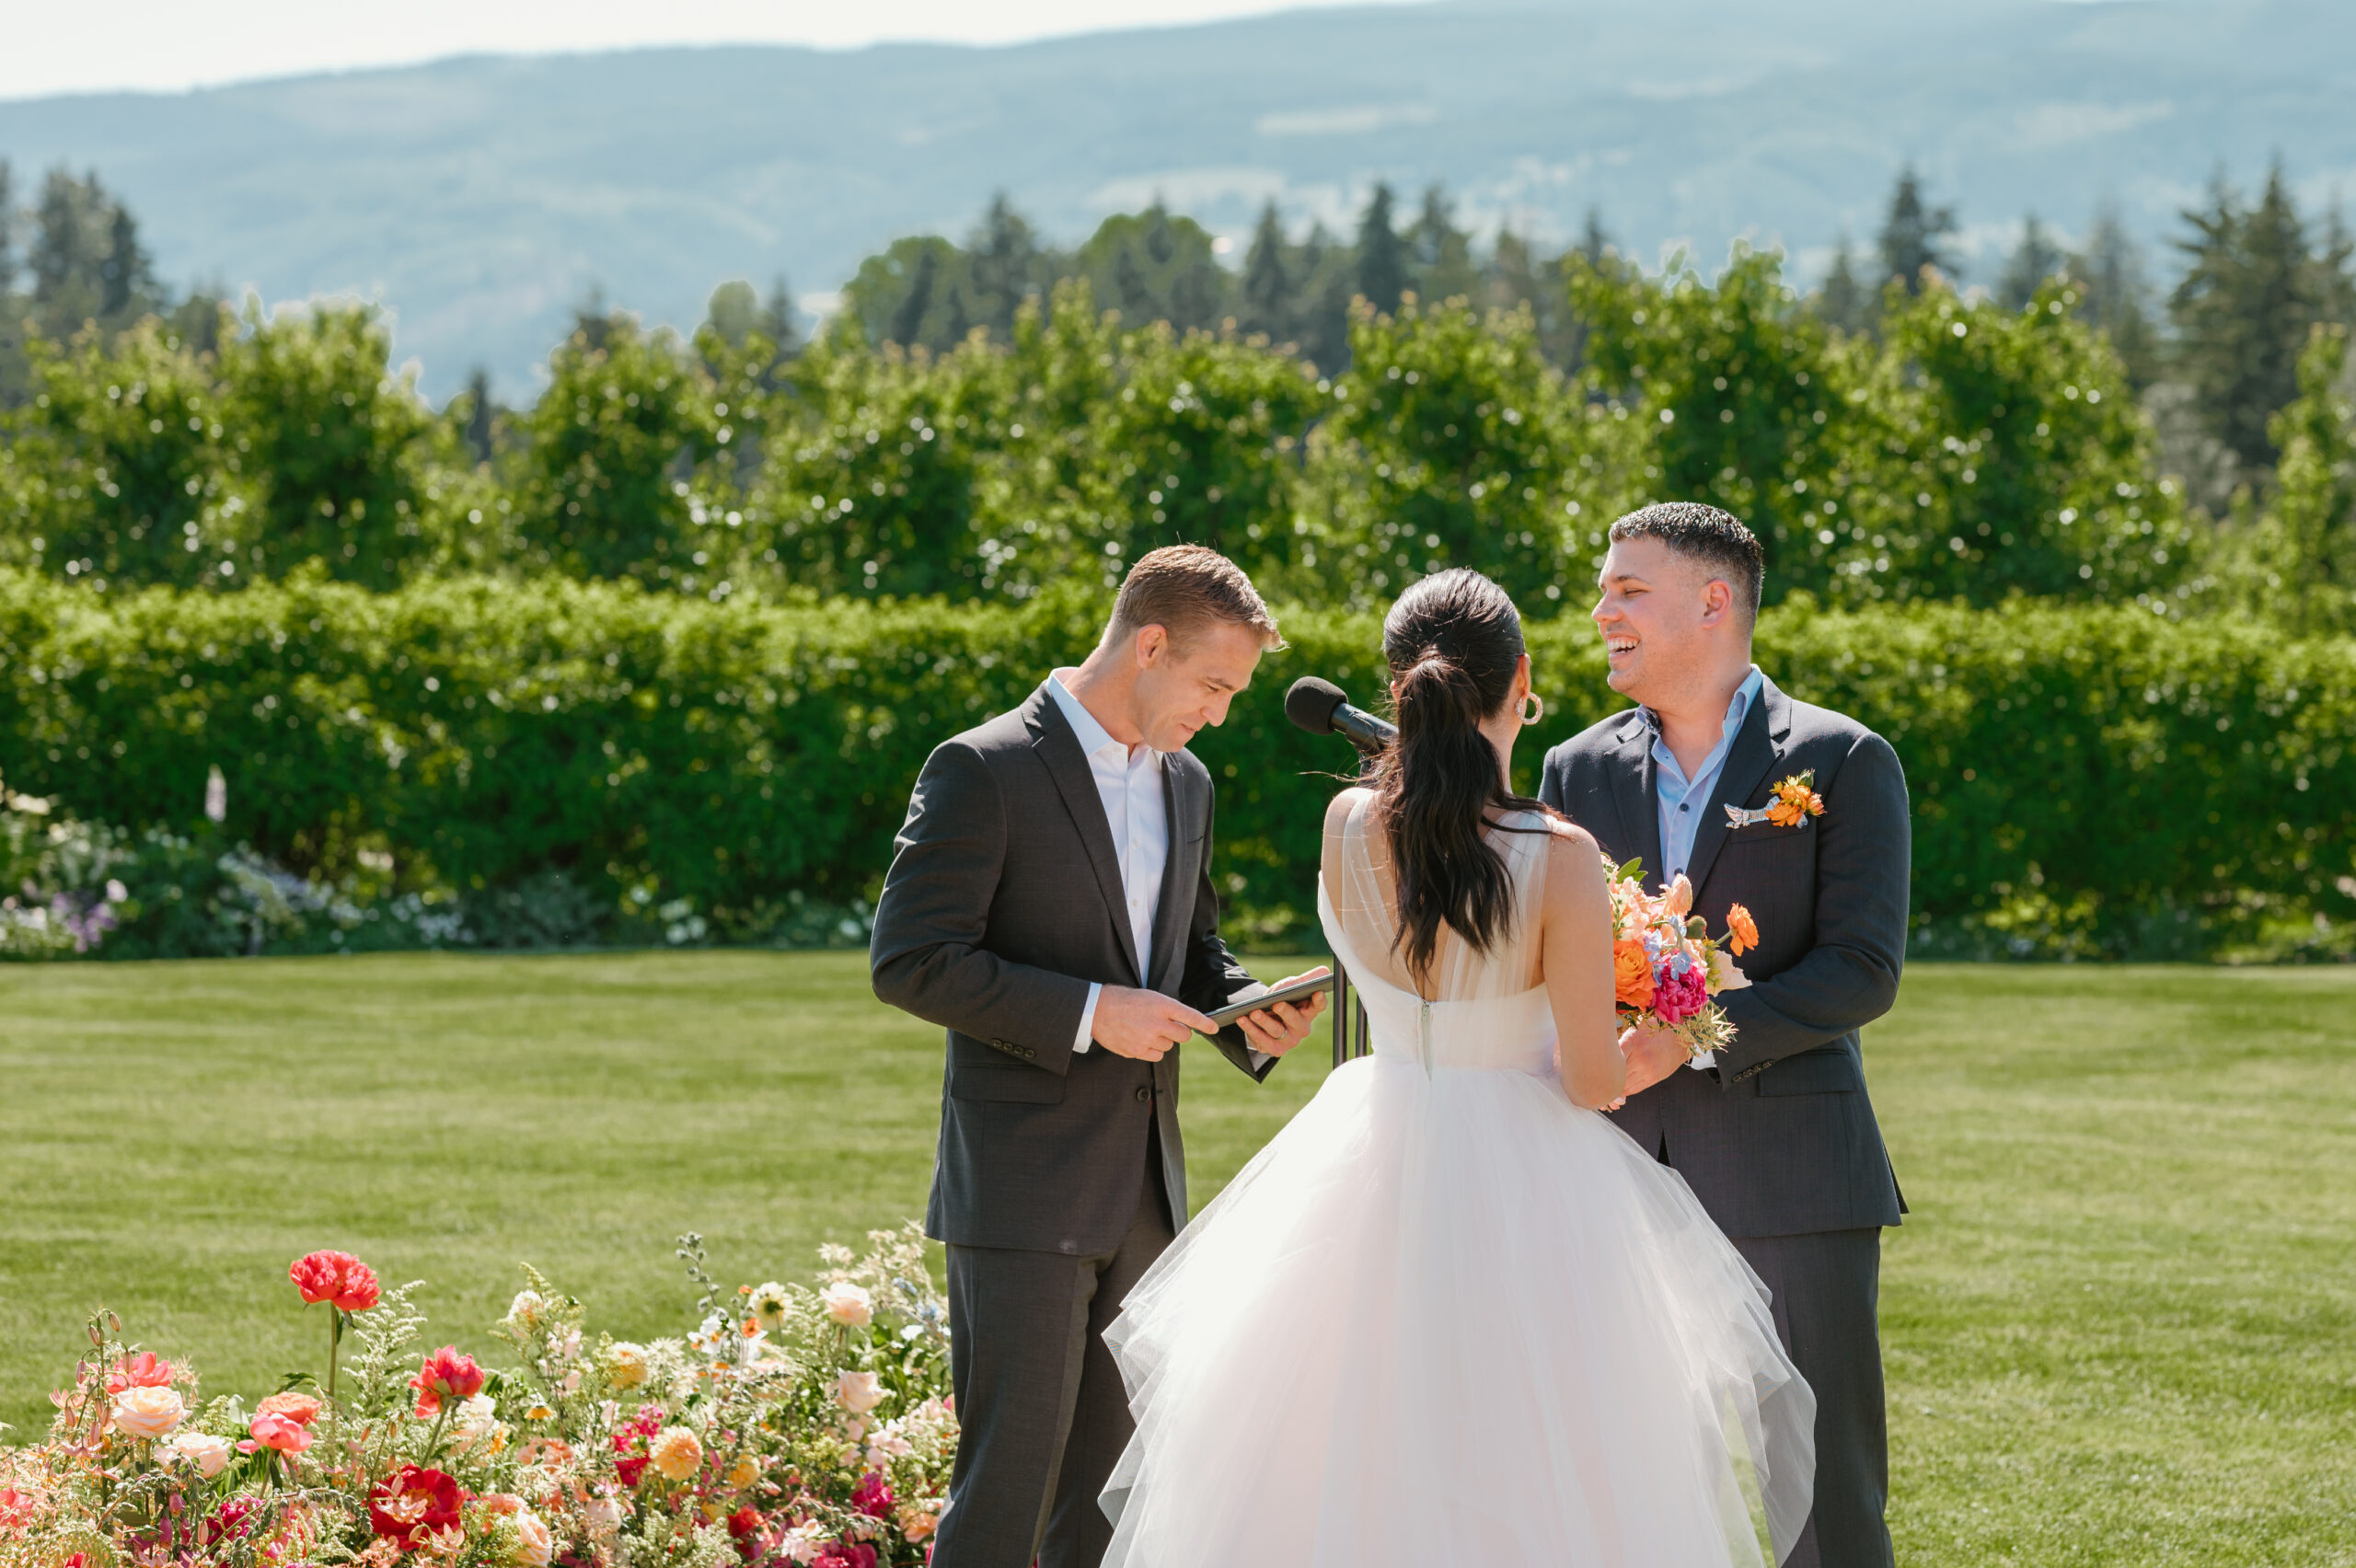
left=1726, top=904, right=1759, bottom=956
left=1612, top=940, right=1656, bottom=1009
left=257, top=1392, right=322, bottom=1428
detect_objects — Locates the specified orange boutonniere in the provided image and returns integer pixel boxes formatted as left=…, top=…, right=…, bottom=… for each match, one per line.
left=1725, top=903, right=1759, bottom=956
left=1764, top=770, right=1826, bottom=828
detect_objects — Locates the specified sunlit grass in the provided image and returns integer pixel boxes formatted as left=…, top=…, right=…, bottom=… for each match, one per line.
left=1, top=955, right=2350, bottom=1563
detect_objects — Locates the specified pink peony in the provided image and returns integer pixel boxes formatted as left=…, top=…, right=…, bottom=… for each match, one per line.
left=1650, top=954, right=1710, bottom=1024
left=289, top=1251, right=381, bottom=1312
left=850, top=1470, right=895, bottom=1519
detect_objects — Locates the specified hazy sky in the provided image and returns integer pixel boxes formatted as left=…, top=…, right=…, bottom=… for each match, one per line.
left=1, top=0, right=1430, bottom=100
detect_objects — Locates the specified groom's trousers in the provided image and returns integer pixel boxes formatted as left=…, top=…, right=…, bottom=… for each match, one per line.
left=1735, top=1228, right=1894, bottom=1568
left=932, top=1135, right=1175, bottom=1568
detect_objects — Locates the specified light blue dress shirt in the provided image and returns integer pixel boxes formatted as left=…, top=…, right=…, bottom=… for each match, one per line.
left=1648, top=665, right=1765, bottom=886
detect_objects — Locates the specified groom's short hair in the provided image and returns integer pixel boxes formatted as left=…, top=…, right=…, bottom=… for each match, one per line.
left=1107, top=546, right=1284, bottom=650
left=1608, top=502, right=1763, bottom=625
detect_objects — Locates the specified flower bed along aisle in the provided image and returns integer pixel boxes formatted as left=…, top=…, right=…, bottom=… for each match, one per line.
left=0, top=1227, right=955, bottom=1566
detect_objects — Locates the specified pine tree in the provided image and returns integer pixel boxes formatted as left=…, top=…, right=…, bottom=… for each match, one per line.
left=1296, top=223, right=1354, bottom=372
left=757, top=275, right=802, bottom=356
left=887, top=246, right=938, bottom=349
left=1356, top=182, right=1407, bottom=316
left=29, top=167, right=102, bottom=307
left=1817, top=235, right=1873, bottom=335
left=1241, top=201, right=1293, bottom=342
left=1405, top=182, right=1477, bottom=304
left=1112, top=242, right=1155, bottom=322
left=0, top=160, right=17, bottom=298
left=969, top=193, right=1041, bottom=340
left=2071, top=204, right=2161, bottom=389
left=2170, top=163, right=2352, bottom=468
left=462, top=367, right=496, bottom=465
left=1877, top=166, right=1958, bottom=292
left=1999, top=213, right=2065, bottom=310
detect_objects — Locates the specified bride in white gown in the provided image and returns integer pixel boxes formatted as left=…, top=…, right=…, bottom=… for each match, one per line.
left=1098, top=569, right=1815, bottom=1566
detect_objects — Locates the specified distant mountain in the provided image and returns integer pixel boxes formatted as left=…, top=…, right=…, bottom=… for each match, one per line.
left=2, top=0, right=2350, bottom=400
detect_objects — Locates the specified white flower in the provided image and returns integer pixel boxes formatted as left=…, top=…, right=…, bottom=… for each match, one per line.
left=583, top=1498, right=625, bottom=1539
left=819, top=1281, right=872, bottom=1329
left=451, top=1392, right=500, bottom=1447
left=1706, top=947, right=1751, bottom=992
left=165, top=1430, right=232, bottom=1477
left=606, top=1343, right=649, bottom=1389
left=507, top=1290, right=546, bottom=1328
left=782, top=1522, right=828, bottom=1564
left=832, top=1369, right=885, bottom=1413
left=687, top=1313, right=731, bottom=1358
left=748, top=1281, right=791, bottom=1332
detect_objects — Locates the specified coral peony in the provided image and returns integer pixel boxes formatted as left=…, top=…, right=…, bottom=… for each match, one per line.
left=256, top=1391, right=322, bottom=1428
left=104, top=1351, right=175, bottom=1395
left=110, top=1385, right=186, bottom=1440
left=369, top=1465, right=464, bottom=1548
left=1611, top=940, right=1656, bottom=1010
left=164, top=1430, right=233, bottom=1477
left=648, top=1426, right=704, bottom=1482
left=244, top=1410, right=313, bottom=1456
left=819, top=1281, right=872, bottom=1329
left=289, top=1251, right=381, bottom=1312
left=410, top=1346, right=486, bottom=1414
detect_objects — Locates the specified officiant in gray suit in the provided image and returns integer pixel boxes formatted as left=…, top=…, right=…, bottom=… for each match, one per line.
left=871, top=545, right=1328, bottom=1568
left=1540, top=503, right=1911, bottom=1568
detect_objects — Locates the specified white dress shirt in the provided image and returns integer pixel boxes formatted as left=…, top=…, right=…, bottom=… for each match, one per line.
left=1046, top=673, right=1168, bottom=1055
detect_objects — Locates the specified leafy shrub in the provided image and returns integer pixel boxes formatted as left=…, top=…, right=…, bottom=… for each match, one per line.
left=3, top=569, right=2350, bottom=961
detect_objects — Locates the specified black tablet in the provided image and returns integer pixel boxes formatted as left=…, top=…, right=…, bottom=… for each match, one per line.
left=1201, top=972, right=1335, bottom=1032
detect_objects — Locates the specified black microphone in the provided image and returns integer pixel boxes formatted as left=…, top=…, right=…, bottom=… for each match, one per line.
left=1285, top=676, right=1396, bottom=757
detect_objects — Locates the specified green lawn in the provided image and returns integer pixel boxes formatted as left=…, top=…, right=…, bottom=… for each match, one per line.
left=2, top=956, right=2351, bottom=1564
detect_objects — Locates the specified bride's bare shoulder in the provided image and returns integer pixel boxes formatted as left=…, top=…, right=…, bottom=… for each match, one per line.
left=1540, top=814, right=1607, bottom=893
left=1323, top=786, right=1373, bottom=837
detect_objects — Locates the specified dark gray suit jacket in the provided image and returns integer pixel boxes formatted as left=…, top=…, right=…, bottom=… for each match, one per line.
left=871, top=680, right=1270, bottom=1258
left=1539, top=674, right=1910, bottom=1239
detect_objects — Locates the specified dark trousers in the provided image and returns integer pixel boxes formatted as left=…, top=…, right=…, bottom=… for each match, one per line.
left=1735, top=1228, right=1894, bottom=1568
left=932, top=1139, right=1174, bottom=1568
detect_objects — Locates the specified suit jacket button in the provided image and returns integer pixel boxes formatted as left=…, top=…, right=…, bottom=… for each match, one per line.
left=1134, top=1085, right=1150, bottom=1102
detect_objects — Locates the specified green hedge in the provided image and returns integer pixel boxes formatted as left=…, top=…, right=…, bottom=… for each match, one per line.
left=2, top=568, right=2350, bottom=958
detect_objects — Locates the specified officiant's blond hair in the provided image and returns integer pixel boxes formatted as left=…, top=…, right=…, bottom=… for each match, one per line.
left=1106, top=546, right=1285, bottom=651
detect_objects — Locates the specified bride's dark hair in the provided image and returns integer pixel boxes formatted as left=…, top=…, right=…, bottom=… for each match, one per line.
left=1372, top=568, right=1546, bottom=984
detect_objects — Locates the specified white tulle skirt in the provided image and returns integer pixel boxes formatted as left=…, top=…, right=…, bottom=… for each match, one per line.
left=1100, top=1055, right=1816, bottom=1567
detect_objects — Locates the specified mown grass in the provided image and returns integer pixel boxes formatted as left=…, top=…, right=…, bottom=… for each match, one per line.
left=1, top=955, right=2350, bottom=1564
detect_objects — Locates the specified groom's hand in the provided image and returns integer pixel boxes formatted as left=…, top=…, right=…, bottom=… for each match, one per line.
left=1092, top=986, right=1218, bottom=1062
left=1617, top=1025, right=1690, bottom=1101
left=1232, top=967, right=1332, bottom=1058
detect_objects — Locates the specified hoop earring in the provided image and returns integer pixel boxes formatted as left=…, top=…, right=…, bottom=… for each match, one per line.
left=1519, top=693, right=1544, bottom=727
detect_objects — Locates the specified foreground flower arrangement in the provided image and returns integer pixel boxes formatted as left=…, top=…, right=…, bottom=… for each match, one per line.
left=1605, top=859, right=1757, bottom=1059
left=0, top=1227, right=955, bottom=1566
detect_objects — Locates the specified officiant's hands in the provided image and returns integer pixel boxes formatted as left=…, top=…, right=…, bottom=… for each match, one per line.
left=1092, top=987, right=1220, bottom=1062
left=1231, top=967, right=1332, bottom=1057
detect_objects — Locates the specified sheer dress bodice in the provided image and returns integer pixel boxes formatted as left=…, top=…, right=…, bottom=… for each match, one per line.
left=1315, top=792, right=1560, bottom=1077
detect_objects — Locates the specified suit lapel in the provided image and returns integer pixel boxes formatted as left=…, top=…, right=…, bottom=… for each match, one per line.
left=1026, top=685, right=1144, bottom=985
left=1604, top=711, right=1666, bottom=893
left=1684, top=677, right=1793, bottom=901
left=1148, top=759, right=1200, bottom=991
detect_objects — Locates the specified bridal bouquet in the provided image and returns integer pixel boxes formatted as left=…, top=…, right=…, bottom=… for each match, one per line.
left=1604, top=857, right=1758, bottom=1059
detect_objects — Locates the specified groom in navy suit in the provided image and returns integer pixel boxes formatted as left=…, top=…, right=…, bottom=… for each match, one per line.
left=1540, top=502, right=1910, bottom=1568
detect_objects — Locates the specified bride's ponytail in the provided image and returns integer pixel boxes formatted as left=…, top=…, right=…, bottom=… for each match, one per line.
left=1373, top=569, right=1543, bottom=985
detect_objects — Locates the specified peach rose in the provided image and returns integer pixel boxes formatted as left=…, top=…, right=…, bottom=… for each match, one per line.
left=509, top=1510, right=553, bottom=1568
left=832, top=1371, right=885, bottom=1414
left=1664, top=873, right=1694, bottom=917
left=898, top=1502, right=940, bottom=1542
left=649, top=1426, right=704, bottom=1482
left=819, top=1281, right=872, bottom=1329
left=165, top=1430, right=233, bottom=1478
left=110, top=1385, right=186, bottom=1440
left=1611, top=940, right=1656, bottom=1010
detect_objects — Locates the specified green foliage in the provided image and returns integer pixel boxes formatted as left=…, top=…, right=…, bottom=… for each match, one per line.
left=1, top=316, right=244, bottom=588
left=514, top=313, right=721, bottom=583
left=2211, top=324, right=2356, bottom=635
left=5, top=570, right=2350, bottom=962
left=219, top=303, right=443, bottom=589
